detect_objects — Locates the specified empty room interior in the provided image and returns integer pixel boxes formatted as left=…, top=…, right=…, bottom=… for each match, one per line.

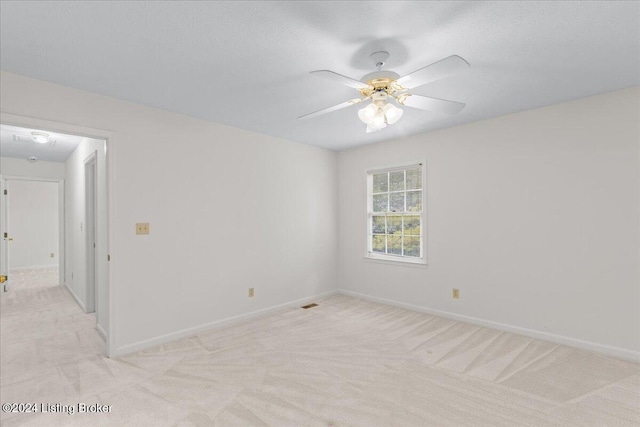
left=0, top=1, right=638, bottom=426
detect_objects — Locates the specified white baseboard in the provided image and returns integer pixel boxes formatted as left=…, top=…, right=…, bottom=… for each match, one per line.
left=63, top=282, right=86, bottom=312
left=114, top=290, right=339, bottom=357
left=338, top=289, right=640, bottom=362
left=96, top=323, right=107, bottom=341
left=10, top=264, right=58, bottom=272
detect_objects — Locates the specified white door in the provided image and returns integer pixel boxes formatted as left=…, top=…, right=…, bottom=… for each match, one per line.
left=0, top=177, right=9, bottom=293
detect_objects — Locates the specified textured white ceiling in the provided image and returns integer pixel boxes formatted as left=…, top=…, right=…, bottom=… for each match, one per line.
left=0, top=125, right=84, bottom=163
left=0, top=2, right=638, bottom=151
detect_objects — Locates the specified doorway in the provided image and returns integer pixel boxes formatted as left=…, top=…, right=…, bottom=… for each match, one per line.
left=0, top=118, right=112, bottom=355
left=0, top=177, right=64, bottom=293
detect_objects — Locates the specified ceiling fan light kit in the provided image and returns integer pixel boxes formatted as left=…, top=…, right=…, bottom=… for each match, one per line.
left=299, top=50, right=470, bottom=133
left=357, top=90, right=403, bottom=132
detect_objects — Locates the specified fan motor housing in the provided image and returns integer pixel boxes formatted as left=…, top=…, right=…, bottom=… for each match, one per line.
left=360, top=70, right=400, bottom=85
left=359, top=70, right=401, bottom=96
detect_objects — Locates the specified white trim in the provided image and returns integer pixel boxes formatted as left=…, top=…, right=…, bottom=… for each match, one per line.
left=114, top=290, right=339, bottom=357
left=9, top=264, right=58, bottom=272
left=1, top=176, right=63, bottom=183
left=84, top=151, right=97, bottom=314
left=96, top=323, right=107, bottom=341
left=366, top=163, right=423, bottom=175
left=365, top=161, right=427, bottom=265
left=338, top=289, right=640, bottom=362
left=63, top=281, right=86, bottom=312
left=0, top=112, right=116, bottom=357
left=363, top=256, right=427, bottom=268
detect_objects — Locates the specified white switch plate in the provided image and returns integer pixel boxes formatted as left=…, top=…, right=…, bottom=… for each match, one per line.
left=136, top=223, right=150, bottom=235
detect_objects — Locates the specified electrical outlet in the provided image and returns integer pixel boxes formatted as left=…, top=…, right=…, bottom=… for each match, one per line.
left=136, top=223, right=150, bottom=235
left=248, top=288, right=254, bottom=297
left=50, top=253, right=55, bottom=258
left=452, top=288, right=460, bottom=299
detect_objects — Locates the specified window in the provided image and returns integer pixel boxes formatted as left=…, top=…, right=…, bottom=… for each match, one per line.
left=366, top=164, right=425, bottom=264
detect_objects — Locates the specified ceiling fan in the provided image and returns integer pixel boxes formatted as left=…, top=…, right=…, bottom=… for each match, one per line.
left=298, top=51, right=470, bottom=133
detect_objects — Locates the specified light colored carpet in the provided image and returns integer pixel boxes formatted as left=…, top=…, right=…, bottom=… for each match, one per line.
left=5, top=267, right=59, bottom=290
left=1, top=279, right=638, bottom=426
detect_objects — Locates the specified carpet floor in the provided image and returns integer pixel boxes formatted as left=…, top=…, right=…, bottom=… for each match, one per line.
left=1, top=272, right=638, bottom=426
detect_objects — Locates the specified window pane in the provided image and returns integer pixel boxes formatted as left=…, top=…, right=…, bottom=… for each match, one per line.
left=388, top=235, right=402, bottom=255
left=373, top=173, right=388, bottom=193
left=404, top=215, right=421, bottom=235
left=372, top=235, right=386, bottom=253
left=368, top=166, right=425, bottom=262
left=407, top=168, right=421, bottom=190
left=373, top=194, right=388, bottom=212
left=387, top=216, right=402, bottom=234
left=390, top=171, right=404, bottom=191
left=372, top=216, right=385, bottom=234
left=404, top=236, right=420, bottom=257
left=406, top=191, right=422, bottom=212
left=390, top=192, right=404, bottom=212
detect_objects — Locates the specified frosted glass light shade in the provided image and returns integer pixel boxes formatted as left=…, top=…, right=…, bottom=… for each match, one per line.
left=383, top=103, right=403, bottom=124
left=369, top=108, right=387, bottom=130
left=31, top=132, right=50, bottom=144
left=358, top=104, right=377, bottom=124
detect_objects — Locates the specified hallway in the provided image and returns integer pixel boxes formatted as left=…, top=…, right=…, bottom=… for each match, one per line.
left=0, top=270, right=105, bottom=426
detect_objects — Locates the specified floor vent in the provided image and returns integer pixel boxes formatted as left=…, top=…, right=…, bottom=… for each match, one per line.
left=301, top=303, right=318, bottom=309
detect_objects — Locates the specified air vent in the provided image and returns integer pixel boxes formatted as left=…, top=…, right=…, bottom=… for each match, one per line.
left=301, top=303, right=318, bottom=309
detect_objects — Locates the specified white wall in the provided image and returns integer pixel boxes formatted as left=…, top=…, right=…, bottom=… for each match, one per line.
left=1, top=157, right=65, bottom=179
left=6, top=180, right=59, bottom=270
left=0, top=71, right=338, bottom=354
left=64, top=137, right=108, bottom=336
left=4, top=70, right=634, bottom=359
left=338, top=87, right=640, bottom=357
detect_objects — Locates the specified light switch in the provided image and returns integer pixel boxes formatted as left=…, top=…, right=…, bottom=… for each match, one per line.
left=136, top=223, right=150, bottom=235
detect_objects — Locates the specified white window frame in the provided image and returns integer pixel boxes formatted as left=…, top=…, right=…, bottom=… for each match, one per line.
left=365, top=162, right=427, bottom=266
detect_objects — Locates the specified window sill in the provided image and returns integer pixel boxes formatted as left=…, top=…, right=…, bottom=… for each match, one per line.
left=364, top=254, right=428, bottom=268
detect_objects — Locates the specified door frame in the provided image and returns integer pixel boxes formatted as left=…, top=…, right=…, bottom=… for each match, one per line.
left=0, top=176, right=65, bottom=288
left=0, top=177, right=8, bottom=295
left=84, top=151, right=98, bottom=314
left=1, top=112, right=117, bottom=357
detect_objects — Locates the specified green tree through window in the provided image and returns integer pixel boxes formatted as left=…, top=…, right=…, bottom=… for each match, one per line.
left=367, top=164, right=424, bottom=262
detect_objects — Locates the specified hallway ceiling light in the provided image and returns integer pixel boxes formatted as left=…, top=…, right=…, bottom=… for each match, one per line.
left=30, top=131, right=50, bottom=144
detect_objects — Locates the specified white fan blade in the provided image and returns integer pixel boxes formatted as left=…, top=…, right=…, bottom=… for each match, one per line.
left=311, top=70, right=372, bottom=90
left=298, top=97, right=367, bottom=120
left=400, top=94, right=466, bottom=115
left=395, top=55, right=470, bottom=90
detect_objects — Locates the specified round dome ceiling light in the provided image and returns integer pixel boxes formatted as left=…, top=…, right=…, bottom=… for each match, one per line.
left=28, top=156, right=39, bottom=162
left=31, top=132, right=50, bottom=144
